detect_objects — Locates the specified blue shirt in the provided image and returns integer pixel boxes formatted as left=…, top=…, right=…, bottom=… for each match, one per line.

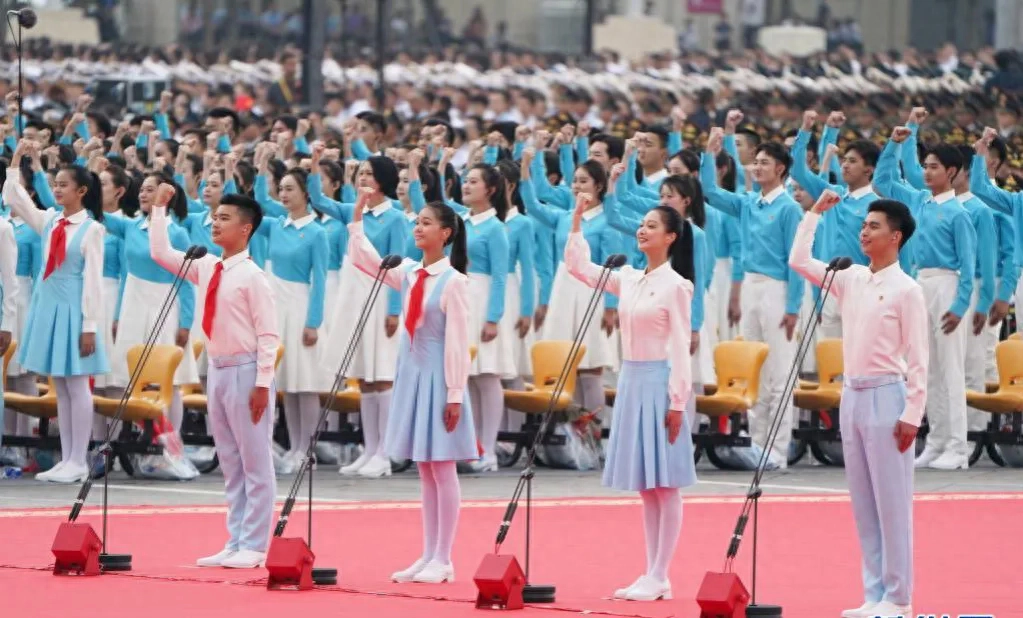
left=505, top=210, right=537, bottom=319
left=11, top=217, right=41, bottom=279
left=255, top=211, right=329, bottom=329
left=521, top=181, right=621, bottom=310
left=875, top=141, right=977, bottom=317
left=464, top=209, right=510, bottom=324
left=700, top=153, right=805, bottom=315
left=179, top=211, right=222, bottom=257
left=960, top=194, right=998, bottom=315
left=712, top=207, right=744, bottom=282
left=102, top=213, right=196, bottom=330
left=970, top=157, right=1023, bottom=269
left=994, top=208, right=1020, bottom=303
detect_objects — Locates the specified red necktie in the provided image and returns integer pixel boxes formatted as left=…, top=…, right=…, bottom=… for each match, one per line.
left=203, top=261, right=223, bottom=339
left=42, top=217, right=69, bottom=279
left=404, top=268, right=429, bottom=341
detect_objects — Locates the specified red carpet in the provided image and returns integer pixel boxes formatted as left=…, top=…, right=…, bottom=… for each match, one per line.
left=2, top=493, right=1019, bottom=617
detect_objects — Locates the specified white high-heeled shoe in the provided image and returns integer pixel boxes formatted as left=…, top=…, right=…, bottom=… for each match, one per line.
left=468, top=455, right=498, bottom=473
left=356, top=455, right=392, bottom=478
left=391, top=557, right=429, bottom=582
left=339, top=451, right=372, bottom=475
left=613, top=575, right=649, bottom=600
left=623, top=576, right=671, bottom=601
left=411, top=560, right=454, bottom=583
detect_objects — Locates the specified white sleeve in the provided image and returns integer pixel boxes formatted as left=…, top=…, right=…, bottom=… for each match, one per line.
left=80, top=222, right=105, bottom=334
left=0, top=220, right=18, bottom=332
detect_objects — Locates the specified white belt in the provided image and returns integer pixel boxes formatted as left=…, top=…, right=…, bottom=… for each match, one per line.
left=917, top=268, right=957, bottom=279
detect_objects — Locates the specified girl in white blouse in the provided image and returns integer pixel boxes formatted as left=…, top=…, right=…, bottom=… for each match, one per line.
left=564, top=194, right=697, bottom=603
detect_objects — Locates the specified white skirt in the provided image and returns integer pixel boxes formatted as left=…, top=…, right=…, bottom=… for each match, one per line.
left=498, top=271, right=534, bottom=378
left=323, top=269, right=341, bottom=338
left=693, top=282, right=716, bottom=386
left=469, top=272, right=515, bottom=377
left=321, top=255, right=398, bottom=383
left=540, top=263, right=612, bottom=371
left=7, top=275, right=33, bottom=376
left=713, top=258, right=735, bottom=341
left=112, top=274, right=200, bottom=387
left=92, top=277, right=121, bottom=389
left=270, top=274, right=327, bottom=393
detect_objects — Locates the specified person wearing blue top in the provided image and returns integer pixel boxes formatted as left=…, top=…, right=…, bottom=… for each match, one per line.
left=520, top=150, right=621, bottom=433
left=706, top=150, right=745, bottom=342
left=874, top=127, right=977, bottom=471
left=789, top=111, right=884, bottom=339
left=457, top=163, right=511, bottom=473
left=494, top=159, right=537, bottom=384
left=400, top=150, right=436, bottom=262
left=312, top=156, right=348, bottom=322
left=3, top=158, right=109, bottom=484
left=252, top=167, right=329, bottom=474
left=318, top=156, right=407, bottom=479
left=970, top=129, right=1023, bottom=332
left=0, top=161, right=43, bottom=462
left=701, top=128, right=805, bottom=471
left=103, top=172, right=201, bottom=439
left=0, top=214, right=18, bottom=461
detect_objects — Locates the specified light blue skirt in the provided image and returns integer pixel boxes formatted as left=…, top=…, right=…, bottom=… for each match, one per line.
left=383, top=341, right=478, bottom=463
left=20, top=282, right=110, bottom=377
left=602, top=360, right=698, bottom=492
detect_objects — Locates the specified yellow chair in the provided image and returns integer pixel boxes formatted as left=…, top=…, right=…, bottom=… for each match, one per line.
left=1, top=340, right=15, bottom=391
left=504, top=341, right=585, bottom=414
left=180, top=341, right=206, bottom=397
left=2, top=343, right=60, bottom=420
left=695, top=341, right=769, bottom=417
left=1010, top=333, right=1021, bottom=341
left=92, top=344, right=184, bottom=423
left=792, top=339, right=842, bottom=411
left=967, top=339, right=1023, bottom=415
left=185, top=346, right=284, bottom=413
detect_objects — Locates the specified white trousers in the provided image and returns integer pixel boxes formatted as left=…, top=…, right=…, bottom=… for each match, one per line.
left=712, top=258, right=738, bottom=341
left=918, top=269, right=968, bottom=457
left=966, top=281, right=1001, bottom=432
left=741, top=274, right=798, bottom=467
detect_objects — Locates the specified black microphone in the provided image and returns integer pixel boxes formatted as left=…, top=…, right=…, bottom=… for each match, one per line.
left=380, top=254, right=404, bottom=269
left=604, top=253, right=628, bottom=268
left=8, top=8, right=36, bottom=29
left=826, top=256, right=842, bottom=270
left=185, top=245, right=209, bottom=260
left=833, top=256, right=853, bottom=271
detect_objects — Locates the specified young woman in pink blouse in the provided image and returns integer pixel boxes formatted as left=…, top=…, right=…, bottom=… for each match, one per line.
left=564, top=194, right=697, bottom=602
left=346, top=196, right=476, bottom=585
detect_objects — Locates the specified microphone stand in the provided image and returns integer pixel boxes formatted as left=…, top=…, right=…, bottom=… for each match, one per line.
left=60, top=246, right=204, bottom=574
left=267, top=254, right=402, bottom=589
left=715, top=257, right=849, bottom=615
left=487, top=253, right=625, bottom=604
left=5, top=9, right=32, bottom=140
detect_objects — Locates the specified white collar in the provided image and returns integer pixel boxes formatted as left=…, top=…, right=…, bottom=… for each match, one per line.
left=64, top=209, right=88, bottom=225
left=867, top=260, right=903, bottom=284
left=417, top=256, right=451, bottom=276
left=364, top=198, right=392, bottom=217
left=957, top=191, right=975, bottom=203
left=11, top=216, right=24, bottom=227
left=140, top=215, right=150, bottom=230
left=641, top=259, right=674, bottom=280
left=284, top=211, right=316, bottom=229
left=847, top=185, right=873, bottom=199
left=933, top=189, right=957, bottom=204
left=505, top=207, right=520, bottom=221
left=759, top=185, right=786, bottom=204
left=221, top=249, right=250, bottom=271
left=582, top=204, right=604, bottom=221
left=468, top=208, right=497, bottom=225
left=405, top=211, right=417, bottom=222
left=203, top=212, right=213, bottom=226
left=644, top=169, right=668, bottom=184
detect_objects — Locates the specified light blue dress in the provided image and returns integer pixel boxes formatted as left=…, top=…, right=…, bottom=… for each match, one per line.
left=20, top=217, right=109, bottom=376
left=384, top=266, right=477, bottom=462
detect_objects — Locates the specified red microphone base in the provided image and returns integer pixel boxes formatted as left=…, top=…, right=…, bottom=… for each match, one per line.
left=265, top=537, right=337, bottom=589
left=474, top=553, right=526, bottom=610
left=696, top=571, right=750, bottom=618
left=52, top=523, right=102, bottom=576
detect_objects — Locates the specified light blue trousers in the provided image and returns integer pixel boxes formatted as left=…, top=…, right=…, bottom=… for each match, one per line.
left=840, top=375, right=913, bottom=606
left=206, top=353, right=277, bottom=553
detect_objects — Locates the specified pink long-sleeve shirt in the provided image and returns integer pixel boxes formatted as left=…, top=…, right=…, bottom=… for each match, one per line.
left=788, top=211, right=929, bottom=426
left=563, top=231, right=693, bottom=411
left=347, top=221, right=471, bottom=405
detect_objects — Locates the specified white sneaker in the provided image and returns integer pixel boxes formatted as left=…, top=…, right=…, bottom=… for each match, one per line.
left=391, top=557, right=429, bottom=582
left=869, top=601, right=911, bottom=617
left=340, top=451, right=373, bottom=475
left=196, top=548, right=237, bottom=567
left=841, top=601, right=879, bottom=617
left=411, top=559, right=454, bottom=583
left=928, top=451, right=968, bottom=470
left=469, top=455, right=498, bottom=473
left=221, top=549, right=265, bottom=569
left=914, top=446, right=941, bottom=468
left=357, top=455, right=392, bottom=478
left=35, top=461, right=66, bottom=481
left=613, top=575, right=648, bottom=599
left=47, top=462, right=89, bottom=483
left=623, top=576, right=671, bottom=601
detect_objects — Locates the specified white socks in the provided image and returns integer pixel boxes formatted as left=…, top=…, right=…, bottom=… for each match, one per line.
left=374, top=388, right=391, bottom=457
left=359, top=391, right=381, bottom=457
left=577, top=373, right=605, bottom=420
left=501, top=377, right=527, bottom=431
left=417, top=461, right=461, bottom=565
left=168, top=388, right=184, bottom=435
left=53, top=376, right=93, bottom=467
left=638, top=488, right=683, bottom=582
left=470, top=374, right=503, bottom=459
left=284, top=393, right=321, bottom=456
left=6, top=374, right=38, bottom=436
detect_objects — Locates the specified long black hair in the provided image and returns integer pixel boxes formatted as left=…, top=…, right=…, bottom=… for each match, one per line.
left=62, top=165, right=104, bottom=222
left=495, top=158, right=524, bottom=213
left=366, top=155, right=399, bottom=199
left=105, top=164, right=140, bottom=218
left=468, top=163, right=507, bottom=221
left=282, top=167, right=311, bottom=209
left=652, top=205, right=694, bottom=284
left=145, top=171, right=188, bottom=222
left=318, top=159, right=344, bottom=201
left=661, top=174, right=706, bottom=228
left=714, top=151, right=737, bottom=193
left=424, top=201, right=467, bottom=274
left=577, top=159, right=609, bottom=201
